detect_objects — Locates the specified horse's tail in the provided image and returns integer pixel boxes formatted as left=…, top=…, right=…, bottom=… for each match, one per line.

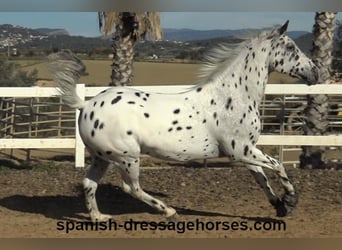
left=48, top=50, right=87, bottom=109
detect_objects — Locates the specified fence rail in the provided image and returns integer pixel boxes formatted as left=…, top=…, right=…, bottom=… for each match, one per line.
left=1, top=83, right=342, bottom=168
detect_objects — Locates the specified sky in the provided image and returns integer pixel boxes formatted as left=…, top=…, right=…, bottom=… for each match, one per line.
left=0, top=12, right=341, bottom=37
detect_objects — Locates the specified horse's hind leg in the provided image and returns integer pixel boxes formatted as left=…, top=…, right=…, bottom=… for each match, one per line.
left=83, top=155, right=111, bottom=222
left=117, top=157, right=177, bottom=218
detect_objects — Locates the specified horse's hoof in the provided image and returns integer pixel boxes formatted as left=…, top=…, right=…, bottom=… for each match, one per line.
left=282, top=192, right=299, bottom=210
left=166, top=212, right=179, bottom=222
left=91, top=213, right=113, bottom=223
left=275, top=202, right=288, bottom=217
left=274, top=193, right=299, bottom=217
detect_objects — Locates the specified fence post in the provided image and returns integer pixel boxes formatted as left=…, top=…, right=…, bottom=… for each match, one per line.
left=75, top=84, right=85, bottom=168
left=10, top=98, right=15, bottom=158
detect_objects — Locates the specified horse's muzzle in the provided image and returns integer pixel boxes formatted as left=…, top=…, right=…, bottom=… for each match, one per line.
left=310, top=65, right=320, bottom=85
left=300, top=65, right=320, bottom=85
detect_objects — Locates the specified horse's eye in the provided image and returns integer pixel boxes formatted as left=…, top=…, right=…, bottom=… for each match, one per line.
left=286, top=44, right=295, bottom=51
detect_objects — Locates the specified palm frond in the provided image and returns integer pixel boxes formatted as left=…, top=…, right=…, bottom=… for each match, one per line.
left=98, top=12, right=120, bottom=35
left=142, top=12, right=163, bottom=40
left=98, top=12, right=162, bottom=40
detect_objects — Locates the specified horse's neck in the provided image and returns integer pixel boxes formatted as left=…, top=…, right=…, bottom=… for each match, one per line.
left=207, top=48, right=270, bottom=106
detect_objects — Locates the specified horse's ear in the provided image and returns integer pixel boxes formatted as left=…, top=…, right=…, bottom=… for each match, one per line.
left=266, top=20, right=289, bottom=40
left=278, top=20, right=289, bottom=35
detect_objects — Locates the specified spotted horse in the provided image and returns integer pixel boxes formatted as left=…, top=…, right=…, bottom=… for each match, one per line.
left=49, top=21, right=319, bottom=222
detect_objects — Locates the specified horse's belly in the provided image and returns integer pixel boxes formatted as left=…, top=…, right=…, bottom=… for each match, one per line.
left=141, top=140, right=220, bottom=162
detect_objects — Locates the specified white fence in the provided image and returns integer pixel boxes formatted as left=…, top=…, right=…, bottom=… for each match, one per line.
left=1, top=83, right=342, bottom=168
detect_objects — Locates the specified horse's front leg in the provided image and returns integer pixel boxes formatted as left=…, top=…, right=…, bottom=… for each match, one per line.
left=243, top=147, right=298, bottom=217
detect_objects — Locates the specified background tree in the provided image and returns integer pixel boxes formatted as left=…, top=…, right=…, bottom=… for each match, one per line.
left=0, top=59, right=37, bottom=87
left=300, top=12, right=337, bottom=169
left=98, top=12, right=163, bottom=86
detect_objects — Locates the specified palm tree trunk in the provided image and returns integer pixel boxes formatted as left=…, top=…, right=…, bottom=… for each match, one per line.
left=300, top=12, right=336, bottom=169
left=111, top=29, right=135, bottom=86
left=98, top=12, right=162, bottom=87
left=110, top=12, right=138, bottom=86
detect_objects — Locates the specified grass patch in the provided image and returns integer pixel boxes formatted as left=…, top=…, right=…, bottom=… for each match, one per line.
left=30, top=162, right=60, bottom=172
left=19, top=59, right=298, bottom=86
left=11, top=59, right=44, bottom=68
left=0, top=159, right=61, bottom=172
left=0, top=165, right=11, bottom=172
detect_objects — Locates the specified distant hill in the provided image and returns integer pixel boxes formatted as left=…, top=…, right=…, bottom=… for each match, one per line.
left=0, top=23, right=314, bottom=61
left=294, top=33, right=313, bottom=55
left=34, top=28, right=69, bottom=36
left=0, top=24, right=110, bottom=52
left=163, top=28, right=239, bottom=41
left=288, top=31, right=311, bottom=40
left=163, top=28, right=309, bottom=41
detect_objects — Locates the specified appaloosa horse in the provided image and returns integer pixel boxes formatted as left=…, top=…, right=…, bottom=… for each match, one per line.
left=49, top=21, right=319, bottom=222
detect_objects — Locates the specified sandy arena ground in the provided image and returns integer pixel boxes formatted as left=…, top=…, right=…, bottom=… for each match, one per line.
left=0, top=154, right=341, bottom=238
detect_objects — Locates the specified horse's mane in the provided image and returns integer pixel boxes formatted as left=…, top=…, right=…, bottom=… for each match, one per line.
left=196, top=41, right=249, bottom=84
left=195, top=26, right=280, bottom=86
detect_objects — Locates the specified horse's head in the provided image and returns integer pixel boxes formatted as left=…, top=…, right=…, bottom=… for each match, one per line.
left=266, top=20, right=319, bottom=85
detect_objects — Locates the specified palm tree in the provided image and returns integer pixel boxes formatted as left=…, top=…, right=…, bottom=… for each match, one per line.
left=98, top=12, right=163, bottom=86
left=300, top=12, right=337, bottom=169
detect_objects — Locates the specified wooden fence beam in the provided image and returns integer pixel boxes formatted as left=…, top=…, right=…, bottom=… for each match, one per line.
left=0, top=138, right=75, bottom=148
left=1, top=83, right=342, bottom=168
left=257, top=135, right=342, bottom=146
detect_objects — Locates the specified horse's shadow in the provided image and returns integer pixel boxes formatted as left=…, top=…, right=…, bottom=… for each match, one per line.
left=0, top=183, right=281, bottom=223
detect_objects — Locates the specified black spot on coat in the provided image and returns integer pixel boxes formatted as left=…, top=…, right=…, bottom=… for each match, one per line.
left=225, top=97, right=232, bottom=110
left=94, top=119, right=99, bottom=129
left=111, top=96, right=122, bottom=105
left=173, top=109, right=180, bottom=114
left=231, top=140, right=235, bottom=149
left=244, top=145, right=249, bottom=156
